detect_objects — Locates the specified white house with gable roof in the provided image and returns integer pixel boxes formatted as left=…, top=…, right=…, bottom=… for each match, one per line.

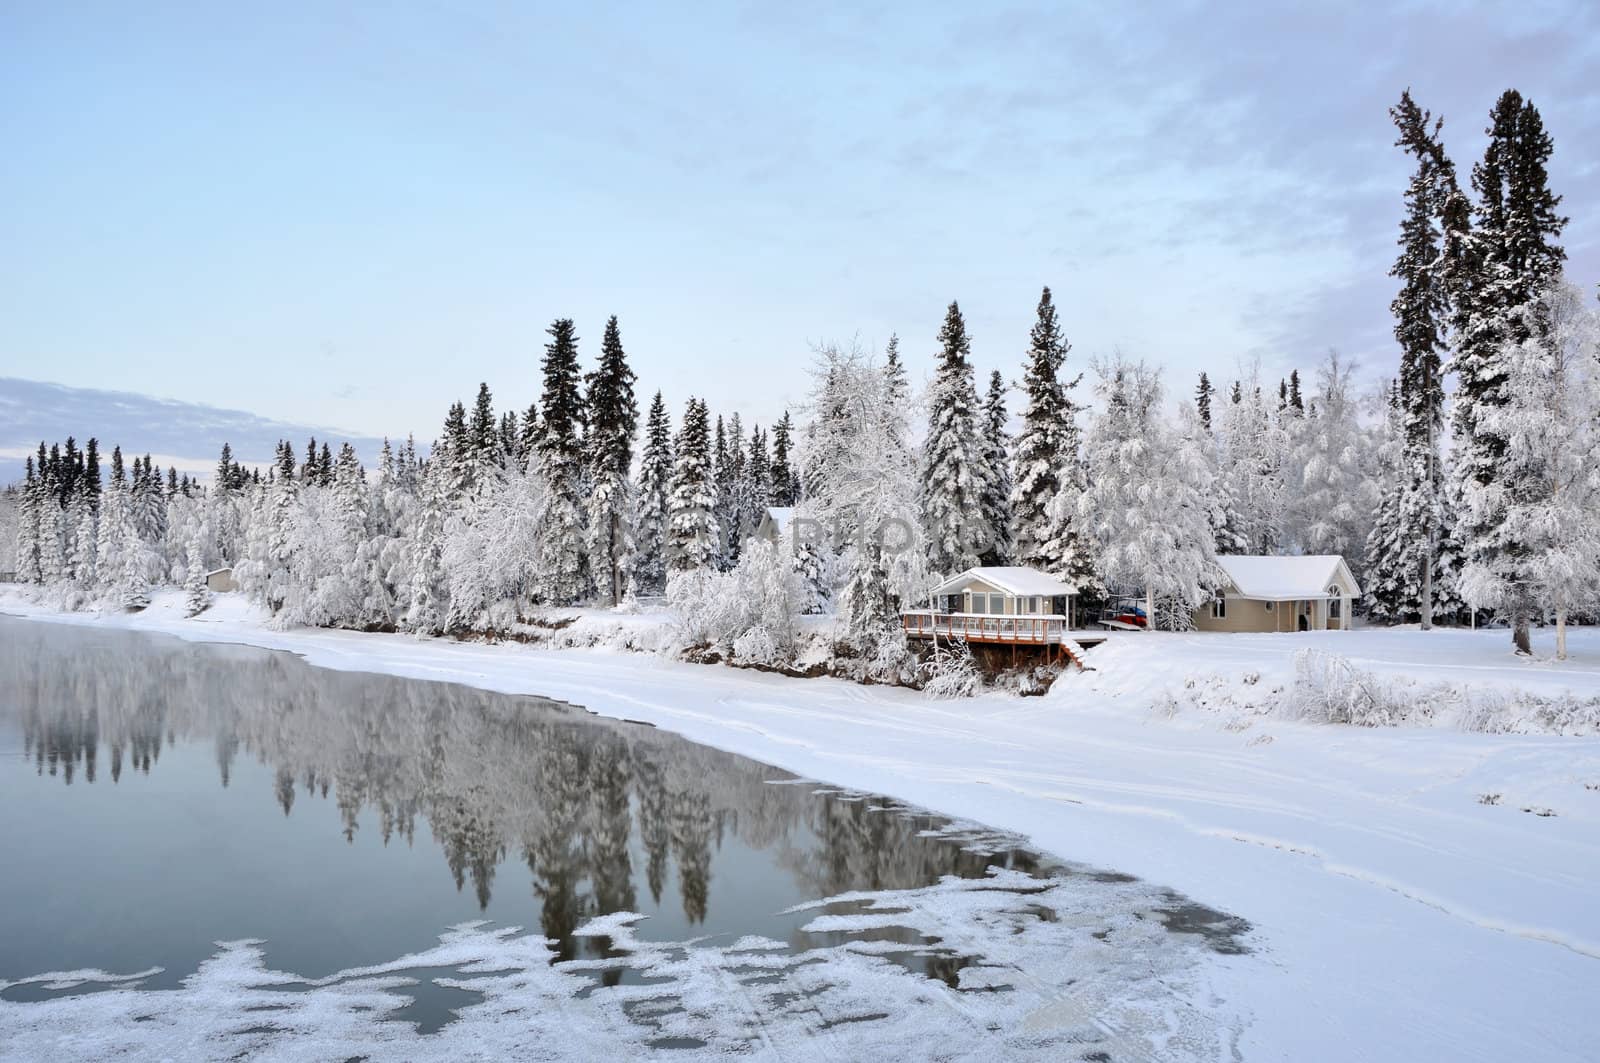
left=1196, top=555, right=1360, bottom=633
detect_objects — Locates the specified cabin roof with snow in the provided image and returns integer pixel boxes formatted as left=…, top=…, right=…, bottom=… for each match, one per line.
left=927, top=566, right=1078, bottom=599
left=1214, top=555, right=1360, bottom=601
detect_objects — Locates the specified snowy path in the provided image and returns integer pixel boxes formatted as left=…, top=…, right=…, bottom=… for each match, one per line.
left=4, top=594, right=1598, bottom=1061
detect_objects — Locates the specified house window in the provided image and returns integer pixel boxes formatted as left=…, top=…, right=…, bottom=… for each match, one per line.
left=989, top=593, right=1004, bottom=615
left=1264, top=601, right=1274, bottom=612
left=1212, top=596, right=1227, bottom=619
left=1328, top=588, right=1342, bottom=621
left=970, top=593, right=985, bottom=615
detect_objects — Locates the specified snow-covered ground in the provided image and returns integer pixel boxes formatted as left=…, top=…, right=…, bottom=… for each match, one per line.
left=3, top=590, right=1598, bottom=1061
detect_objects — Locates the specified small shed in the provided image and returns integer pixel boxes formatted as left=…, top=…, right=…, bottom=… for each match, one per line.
left=1196, top=555, right=1361, bottom=633
left=205, top=567, right=239, bottom=593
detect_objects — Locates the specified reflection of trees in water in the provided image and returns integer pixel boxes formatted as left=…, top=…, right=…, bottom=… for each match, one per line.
left=2, top=623, right=1028, bottom=942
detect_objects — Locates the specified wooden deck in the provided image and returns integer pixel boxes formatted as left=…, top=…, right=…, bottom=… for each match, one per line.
left=902, top=611, right=1068, bottom=645
left=901, top=611, right=1106, bottom=670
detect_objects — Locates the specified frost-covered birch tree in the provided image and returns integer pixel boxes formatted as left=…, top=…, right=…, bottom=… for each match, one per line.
left=1077, top=356, right=1221, bottom=630
left=1285, top=350, right=1380, bottom=566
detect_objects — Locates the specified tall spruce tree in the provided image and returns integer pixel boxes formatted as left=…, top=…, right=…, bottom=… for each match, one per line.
left=631, top=391, right=673, bottom=595
left=537, top=318, right=589, bottom=604
left=666, top=398, right=718, bottom=573
left=769, top=411, right=797, bottom=505
left=978, top=369, right=1013, bottom=564
left=1450, top=89, right=1569, bottom=653
left=1195, top=372, right=1214, bottom=430
left=1380, top=90, right=1453, bottom=626
left=584, top=315, right=639, bottom=605
left=920, top=301, right=984, bottom=573
left=1010, top=287, right=1077, bottom=569
left=468, top=382, right=499, bottom=480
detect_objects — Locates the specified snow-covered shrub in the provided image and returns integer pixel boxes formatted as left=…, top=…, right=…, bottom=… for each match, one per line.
left=184, top=534, right=210, bottom=618
left=1285, top=649, right=1420, bottom=726
left=921, top=642, right=983, bottom=699
left=667, top=540, right=801, bottom=666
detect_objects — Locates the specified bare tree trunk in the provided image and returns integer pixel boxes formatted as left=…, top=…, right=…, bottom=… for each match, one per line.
left=1513, top=609, right=1532, bottom=656
left=1145, top=585, right=1155, bottom=633
left=1556, top=604, right=1568, bottom=661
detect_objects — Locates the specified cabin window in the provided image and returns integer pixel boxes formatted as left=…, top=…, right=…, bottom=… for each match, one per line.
left=1212, top=596, right=1227, bottom=619
left=989, top=593, right=1005, bottom=615
left=1264, top=601, right=1275, bottom=612
left=969, top=593, right=985, bottom=615
left=1328, top=588, right=1342, bottom=621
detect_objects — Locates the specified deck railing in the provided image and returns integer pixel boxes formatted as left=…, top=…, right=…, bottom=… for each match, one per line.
left=901, top=611, right=1066, bottom=644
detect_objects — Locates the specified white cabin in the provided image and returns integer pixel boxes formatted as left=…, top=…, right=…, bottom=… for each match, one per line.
left=1196, top=555, right=1361, bottom=632
left=923, top=566, right=1078, bottom=617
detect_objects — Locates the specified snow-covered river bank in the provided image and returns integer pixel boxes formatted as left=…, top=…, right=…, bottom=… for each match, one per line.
left=3, top=591, right=1598, bottom=1061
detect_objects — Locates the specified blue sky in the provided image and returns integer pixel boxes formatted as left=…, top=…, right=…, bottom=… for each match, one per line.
left=2, top=1, right=1596, bottom=443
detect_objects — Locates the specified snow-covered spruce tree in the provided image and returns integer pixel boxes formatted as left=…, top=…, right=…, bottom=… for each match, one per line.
left=0, top=487, right=20, bottom=580
left=184, top=531, right=210, bottom=617
left=372, top=437, right=419, bottom=623
left=1462, top=282, right=1600, bottom=658
left=1009, top=287, right=1079, bottom=570
left=93, top=449, right=128, bottom=596
left=840, top=542, right=914, bottom=682
left=467, top=382, right=501, bottom=482
left=536, top=318, right=589, bottom=605
left=1077, top=356, right=1221, bottom=631
left=114, top=500, right=153, bottom=611
left=882, top=333, right=913, bottom=454
left=1373, top=90, right=1454, bottom=627
left=333, top=441, right=390, bottom=629
left=630, top=391, right=673, bottom=596
left=67, top=490, right=96, bottom=590
left=920, top=301, right=985, bottom=575
left=584, top=315, right=638, bottom=606
left=403, top=440, right=451, bottom=634
left=1364, top=382, right=1410, bottom=622
left=769, top=410, right=798, bottom=506
left=1284, top=350, right=1380, bottom=568
left=666, top=397, right=718, bottom=573
left=740, top=423, right=771, bottom=547
left=977, top=369, right=1013, bottom=565
left=516, top=402, right=542, bottom=469
left=712, top=413, right=748, bottom=570
left=1449, top=90, right=1567, bottom=653
left=16, top=457, right=41, bottom=584
left=1195, top=372, right=1214, bottom=430
left=37, top=488, right=64, bottom=586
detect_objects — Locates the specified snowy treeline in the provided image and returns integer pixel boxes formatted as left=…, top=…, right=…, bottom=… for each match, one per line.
left=8, top=89, right=1596, bottom=662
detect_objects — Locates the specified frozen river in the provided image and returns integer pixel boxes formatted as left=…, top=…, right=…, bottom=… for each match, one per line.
left=0, top=617, right=1248, bottom=1059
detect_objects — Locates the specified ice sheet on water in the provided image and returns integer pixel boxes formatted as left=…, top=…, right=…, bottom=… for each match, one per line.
left=0, top=868, right=1250, bottom=1061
